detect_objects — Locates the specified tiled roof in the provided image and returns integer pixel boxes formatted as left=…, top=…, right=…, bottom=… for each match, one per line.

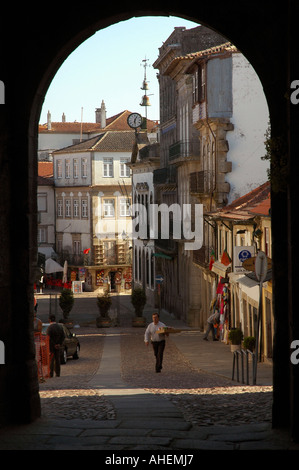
left=38, top=161, right=53, bottom=185
left=164, top=42, right=238, bottom=75
left=208, top=181, right=271, bottom=221
left=39, top=110, right=158, bottom=134
left=54, top=130, right=137, bottom=154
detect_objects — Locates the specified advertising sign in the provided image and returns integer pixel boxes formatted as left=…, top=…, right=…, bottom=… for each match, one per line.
left=234, top=246, right=255, bottom=273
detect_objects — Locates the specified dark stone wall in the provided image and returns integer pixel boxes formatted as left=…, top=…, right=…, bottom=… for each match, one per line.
left=0, top=1, right=298, bottom=438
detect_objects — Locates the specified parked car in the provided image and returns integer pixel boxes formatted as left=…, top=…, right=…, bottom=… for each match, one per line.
left=42, top=323, right=80, bottom=364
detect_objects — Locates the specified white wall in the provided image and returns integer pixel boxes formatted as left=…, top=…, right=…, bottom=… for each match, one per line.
left=92, top=151, right=131, bottom=186
left=54, top=152, right=91, bottom=187
left=38, top=132, right=90, bottom=154
left=226, top=54, right=270, bottom=203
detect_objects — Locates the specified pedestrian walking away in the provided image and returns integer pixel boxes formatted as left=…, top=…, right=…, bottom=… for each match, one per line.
left=46, top=315, right=64, bottom=377
left=203, top=309, right=220, bottom=341
left=144, top=312, right=169, bottom=373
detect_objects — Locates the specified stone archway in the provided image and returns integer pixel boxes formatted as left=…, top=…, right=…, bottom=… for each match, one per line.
left=0, top=3, right=298, bottom=440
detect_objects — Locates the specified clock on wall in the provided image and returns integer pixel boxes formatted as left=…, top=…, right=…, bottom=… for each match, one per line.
left=127, top=112, right=143, bottom=129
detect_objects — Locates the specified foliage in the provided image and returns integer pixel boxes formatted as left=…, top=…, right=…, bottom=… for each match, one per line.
left=243, top=336, right=256, bottom=352
left=131, top=287, right=147, bottom=317
left=59, top=288, right=74, bottom=319
left=228, top=328, right=243, bottom=345
left=97, top=292, right=112, bottom=318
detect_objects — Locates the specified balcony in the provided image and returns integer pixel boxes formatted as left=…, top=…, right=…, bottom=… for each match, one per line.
left=190, top=170, right=214, bottom=195
left=169, top=140, right=200, bottom=162
left=193, top=245, right=209, bottom=267
left=153, top=166, right=177, bottom=186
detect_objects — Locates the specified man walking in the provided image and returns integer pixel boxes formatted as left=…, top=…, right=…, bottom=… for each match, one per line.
left=144, top=312, right=168, bottom=373
left=46, top=315, right=65, bottom=377
left=203, top=310, right=220, bottom=341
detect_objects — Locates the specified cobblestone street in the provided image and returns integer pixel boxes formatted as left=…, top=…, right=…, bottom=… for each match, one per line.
left=39, top=324, right=272, bottom=428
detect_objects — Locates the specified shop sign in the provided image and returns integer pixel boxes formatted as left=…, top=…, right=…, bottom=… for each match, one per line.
left=234, top=246, right=255, bottom=273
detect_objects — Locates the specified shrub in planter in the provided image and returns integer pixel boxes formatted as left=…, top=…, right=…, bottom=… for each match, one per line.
left=243, top=336, right=256, bottom=352
left=228, top=328, right=243, bottom=345
left=59, top=288, right=74, bottom=321
left=131, top=288, right=147, bottom=326
left=96, top=292, right=112, bottom=327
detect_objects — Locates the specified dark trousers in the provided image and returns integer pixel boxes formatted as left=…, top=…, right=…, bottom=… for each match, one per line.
left=204, top=322, right=216, bottom=340
left=152, top=340, right=165, bottom=372
left=50, top=347, right=61, bottom=377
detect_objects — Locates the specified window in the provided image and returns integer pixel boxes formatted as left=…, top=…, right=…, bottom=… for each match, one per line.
left=192, top=63, right=206, bottom=104
left=38, top=227, right=47, bottom=243
left=57, top=160, right=62, bottom=178
left=264, top=227, right=271, bottom=257
left=73, top=199, right=79, bottom=217
left=103, top=199, right=115, bottom=217
left=73, top=240, right=81, bottom=255
left=81, top=158, right=87, bottom=178
left=57, top=238, right=63, bottom=253
left=37, top=193, right=47, bottom=212
left=65, top=159, right=71, bottom=178
left=81, top=199, right=88, bottom=218
left=73, top=159, right=79, bottom=178
left=65, top=199, right=71, bottom=217
left=57, top=199, right=63, bottom=217
left=103, top=157, right=113, bottom=177
left=120, top=158, right=130, bottom=177
left=192, top=68, right=199, bottom=104
left=119, top=198, right=131, bottom=217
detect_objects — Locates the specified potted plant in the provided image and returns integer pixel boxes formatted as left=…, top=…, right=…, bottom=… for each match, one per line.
left=96, top=292, right=112, bottom=327
left=131, top=287, right=147, bottom=327
left=228, top=328, right=243, bottom=352
left=243, top=336, right=256, bottom=352
left=59, top=288, right=74, bottom=323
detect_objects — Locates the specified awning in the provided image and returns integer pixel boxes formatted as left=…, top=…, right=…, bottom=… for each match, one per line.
left=211, top=260, right=231, bottom=277
left=45, top=258, right=64, bottom=274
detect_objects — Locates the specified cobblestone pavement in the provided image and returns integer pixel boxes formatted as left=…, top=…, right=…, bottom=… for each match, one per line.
left=39, top=326, right=272, bottom=428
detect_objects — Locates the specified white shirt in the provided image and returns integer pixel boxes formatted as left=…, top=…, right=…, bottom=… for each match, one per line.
left=144, top=321, right=166, bottom=343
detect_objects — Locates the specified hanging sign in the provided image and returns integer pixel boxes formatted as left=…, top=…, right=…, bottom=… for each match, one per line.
left=234, top=246, right=255, bottom=273
left=255, top=251, right=269, bottom=283
left=242, top=253, right=272, bottom=276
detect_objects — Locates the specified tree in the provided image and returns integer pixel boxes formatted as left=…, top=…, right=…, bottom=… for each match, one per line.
left=131, top=288, right=147, bottom=317
left=59, top=288, right=74, bottom=320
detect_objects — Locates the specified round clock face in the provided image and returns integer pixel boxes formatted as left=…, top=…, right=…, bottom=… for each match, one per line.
left=127, top=112, right=143, bottom=128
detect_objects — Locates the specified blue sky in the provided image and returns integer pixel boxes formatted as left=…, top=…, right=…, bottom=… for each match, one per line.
left=39, top=16, right=200, bottom=125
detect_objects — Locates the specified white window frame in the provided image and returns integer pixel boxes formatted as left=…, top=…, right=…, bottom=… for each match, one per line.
left=65, top=199, right=71, bottom=218
left=120, top=158, right=130, bottom=177
left=81, top=158, right=87, bottom=178
left=103, top=157, right=113, bottom=177
left=103, top=198, right=115, bottom=217
left=57, top=159, right=62, bottom=178
left=57, top=199, right=63, bottom=217
left=65, top=159, right=71, bottom=178
left=73, top=199, right=79, bottom=218
left=38, top=227, right=47, bottom=244
left=119, top=197, right=131, bottom=217
left=73, top=159, right=79, bottom=178
left=81, top=199, right=88, bottom=218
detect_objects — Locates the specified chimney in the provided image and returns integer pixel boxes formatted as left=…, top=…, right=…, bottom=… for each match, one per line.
left=47, top=110, right=51, bottom=130
left=62, top=113, right=66, bottom=122
left=95, top=100, right=106, bottom=128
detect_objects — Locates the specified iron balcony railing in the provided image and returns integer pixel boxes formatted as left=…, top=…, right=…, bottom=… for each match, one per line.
left=190, top=170, right=215, bottom=194
left=169, top=140, right=200, bottom=161
left=153, top=166, right=177, bottom=185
